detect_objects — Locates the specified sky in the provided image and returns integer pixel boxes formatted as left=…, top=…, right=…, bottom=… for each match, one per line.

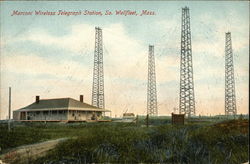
left=0, top=1, right=249, bottom=119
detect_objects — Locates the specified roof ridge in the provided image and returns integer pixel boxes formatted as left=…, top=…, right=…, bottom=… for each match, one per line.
left=39, top=97, right=71, bottom=101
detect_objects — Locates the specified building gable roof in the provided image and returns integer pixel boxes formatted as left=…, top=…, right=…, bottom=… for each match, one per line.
left=16, top=98, right=107, bottom=112
left=21, top=98, right=70, bottom=109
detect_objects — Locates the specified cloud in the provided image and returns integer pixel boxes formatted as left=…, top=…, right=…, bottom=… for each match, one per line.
left=16, top=23, right=94, bottom=55
left=1, top=52, right=91, bottom=81
left=9, top=23, right=148, bottom=81
left=103, top=23, right=147, bottom=81
left=194, top=11, right=249, bottom=57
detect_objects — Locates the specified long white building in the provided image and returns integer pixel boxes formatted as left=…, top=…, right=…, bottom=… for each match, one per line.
left=13, top=95, right=110, bottom=122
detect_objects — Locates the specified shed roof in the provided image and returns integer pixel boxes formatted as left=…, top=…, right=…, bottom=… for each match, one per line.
left=15, top=98, right=109, bottom=112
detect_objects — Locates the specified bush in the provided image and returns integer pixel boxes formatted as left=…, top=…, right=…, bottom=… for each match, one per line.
left=0, top=124, right=49, bottom=152
left=34, top=120, right=249, bottom=163
left=1, top=119, right=248, bottom=163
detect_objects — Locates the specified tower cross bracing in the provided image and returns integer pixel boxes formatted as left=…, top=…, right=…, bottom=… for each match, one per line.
left=225, top=32, right=237, bottom=116
left=147, top=45, right=158, bottom=116
left=179, top=7, right=196, bottom=117
left=92, top=27, right=105, bottom=109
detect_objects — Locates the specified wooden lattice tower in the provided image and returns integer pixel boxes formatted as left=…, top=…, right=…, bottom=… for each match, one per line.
left=179, top=7, right=196, bottom=117
left=225, top=32, right=237, bottom=116
left=92, top=27, right=105, bottom=109
left=147, top=45, right=158, bottom=116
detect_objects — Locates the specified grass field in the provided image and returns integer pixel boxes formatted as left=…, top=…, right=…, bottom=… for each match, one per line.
left=0, top=117, right=249, bottom=164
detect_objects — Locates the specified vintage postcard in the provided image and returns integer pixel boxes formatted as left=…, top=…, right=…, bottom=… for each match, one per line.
left=0, top=1, right=249, bottom=163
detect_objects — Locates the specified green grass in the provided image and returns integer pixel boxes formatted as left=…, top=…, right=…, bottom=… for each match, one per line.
left=0, top=122, right=94, bottom=152
left=0, top=121, right=143, bottom=152
left=35, top=119, right=248, bottom=164
left=0, top=124, right=49, bottom=151
left=0, top=118, right=248, bottom=164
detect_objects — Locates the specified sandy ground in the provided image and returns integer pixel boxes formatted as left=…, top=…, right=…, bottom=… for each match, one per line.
left=0, top=138, right=68, bottom=164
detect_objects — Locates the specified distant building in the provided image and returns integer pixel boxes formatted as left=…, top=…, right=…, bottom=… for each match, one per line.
left=123, top=113, right=135, bottom=119
left=13, top=95, right=110, bottom=122
left=171, top=113, right=185, bottom=125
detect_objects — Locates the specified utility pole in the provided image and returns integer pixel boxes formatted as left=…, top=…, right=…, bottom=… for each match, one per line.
left=8, top=87, right=11, bottom=132
left=146, top=114, right=149, bottom=128
left=147, top=45, right=158, bottom=116
left=92, top=27, right=105, bottom=109
left=136, top=115, right=139, bottom=126
left=225, top=32, right=237, bottom=116
left=179, top=7, right=196, bottom=117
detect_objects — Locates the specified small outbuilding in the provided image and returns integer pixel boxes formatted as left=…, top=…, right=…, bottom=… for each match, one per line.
left=171, top=113, right=185, bottom=125
left=13, top=95, right=110, bottom=122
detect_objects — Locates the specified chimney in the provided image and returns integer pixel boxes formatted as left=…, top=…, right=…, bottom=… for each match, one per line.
left=80, top=95, right=84, bottom=103
left=36, top=96, right=40, bottom=104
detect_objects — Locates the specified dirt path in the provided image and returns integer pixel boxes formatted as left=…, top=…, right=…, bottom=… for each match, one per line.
left=0, top=138, right=68, bottom=164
